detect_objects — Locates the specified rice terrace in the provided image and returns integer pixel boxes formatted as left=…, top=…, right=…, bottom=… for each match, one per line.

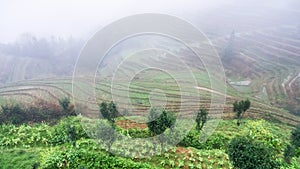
left=1, top=0, right=300, bottom=169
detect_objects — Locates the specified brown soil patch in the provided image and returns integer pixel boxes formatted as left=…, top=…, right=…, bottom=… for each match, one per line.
left=116, top=119, right=147, bottom=129
left=176, top=146, right=191, bottom=155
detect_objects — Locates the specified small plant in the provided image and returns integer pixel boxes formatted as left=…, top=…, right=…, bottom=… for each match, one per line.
left=195, top=108, right=208, bottom=131
left=233, top=99, right=251, bottom=126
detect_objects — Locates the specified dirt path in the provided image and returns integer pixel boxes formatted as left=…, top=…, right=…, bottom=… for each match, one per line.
left=194, top=86, right=230, bottom=98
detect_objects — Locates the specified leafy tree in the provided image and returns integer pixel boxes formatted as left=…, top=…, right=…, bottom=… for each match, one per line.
left=99, top=101, right=119, bottom=153
left=195, top=108, right=208, bottom=131
left=99, top=101, right=119, bottom=125
left=233, top=99, right=251, bottom=126
left=227, top=136, right=280, bottom=169
left=100, top=102, right=109, bottom=119
left=147, top=108, right=176, bottom=151
left=108, top=101, right=118, bottom=124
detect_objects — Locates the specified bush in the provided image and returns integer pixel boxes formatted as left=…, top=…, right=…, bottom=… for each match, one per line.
left=284, top=123, right=300, bottom=163
left=179, top=130, right=230, bottom=150
left=291, top=124, right=300, bottom=149
left=39, top=143, right=157, bottom=169
left=147, top=108, right=176, bottom=136
left=0, top=103, right=25, bottom=124
left=49, top=117, right=88, bottom=146
left=241, top=120, right=284, bottom=153
left=0, top=100, right=72, bottom=125
left=227, top=136, right=280, bottom=169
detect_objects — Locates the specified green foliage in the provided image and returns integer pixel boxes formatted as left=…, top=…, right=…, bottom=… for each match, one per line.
left=287, top=157, right=300, bottom=169
left=58, top=97, right=70, bottom=113
left=233, top=99, right=251, bottom=126
left=39, top=143, right=156, bottom=169
left=291, top=124, right=300, bottom=149
left=94, top=119, right=116, bottom=151
left=285, top=144, right=296, bottom=163
left=195, top=108, right=208, bottom=131
left=58, top=97, right=75, bottom=116
left=147, top=108, right=176, bottom=150
left=147, top=108, right=176, bottom=136
left=284, top=123, right=300, bottom=163
left=0, top=103, right=25, bottom=125
left=179, top=130, right=230, bottom=150
left=0, top=100, right=72, bottom=125
left=0, top=117, right=87, bottom=148
left=49, top=117, right=88, bottom=146
left=227, top=136, right=280, bottom=169
left=122, top=128, right=151, bottom=138
left=99, top=101, right=118, bottom=124
left=0, top=148, right=42, bottom=169
left=241, top=120, right=284, bottom=153
left=0, top=123, right=51, bottom=148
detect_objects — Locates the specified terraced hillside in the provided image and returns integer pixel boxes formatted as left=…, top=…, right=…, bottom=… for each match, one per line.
left=0, top=76, right=299, bottom=126
left=212, top=25, right=300, bottom=115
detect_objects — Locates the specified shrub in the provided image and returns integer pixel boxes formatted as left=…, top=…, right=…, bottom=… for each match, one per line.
left=49, top=117, right=88, bottom=146
left=39, top=143, right=156, bottom=169
left=0, top=100, right=72, bottom=125
left=179, top=130, right=230, bottom=150
left=291, top=124, right=300, bottom=149
left=147, top=108, right=176, bottom=136
left=147, top=108, right=176, bottom=150
left=284, top=123, right=300, bottom=163
left=0, top=103, right=25, bottom=125
left=241, top=120, right=283, bottom=153
left=227, top=136, right=280, bottom=169
left=58, top=97, right=76, bottom=116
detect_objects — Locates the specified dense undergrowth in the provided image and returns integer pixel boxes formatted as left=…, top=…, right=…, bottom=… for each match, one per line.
left=0, top=115, right=300, bottom=169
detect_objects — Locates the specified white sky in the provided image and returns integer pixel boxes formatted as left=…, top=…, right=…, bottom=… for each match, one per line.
left=0, top=0, right=233, bottom=43
left=1, top=0, right=297, bottom=43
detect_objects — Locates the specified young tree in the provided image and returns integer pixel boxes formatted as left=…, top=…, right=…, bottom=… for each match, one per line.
left=108, top=101, right=118, bottom=124
left=233, top=99, right=251, bottom=126
left=99, top=101, right=119, bottom=153
left=195, top=108, right=208, bottom=131
left=147, top=108, right=176, bottom=151
left=99, top=101, right=119, bottom=126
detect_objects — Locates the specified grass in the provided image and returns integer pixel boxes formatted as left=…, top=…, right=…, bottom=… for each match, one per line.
left=0, top=147, right=42, bottom=169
